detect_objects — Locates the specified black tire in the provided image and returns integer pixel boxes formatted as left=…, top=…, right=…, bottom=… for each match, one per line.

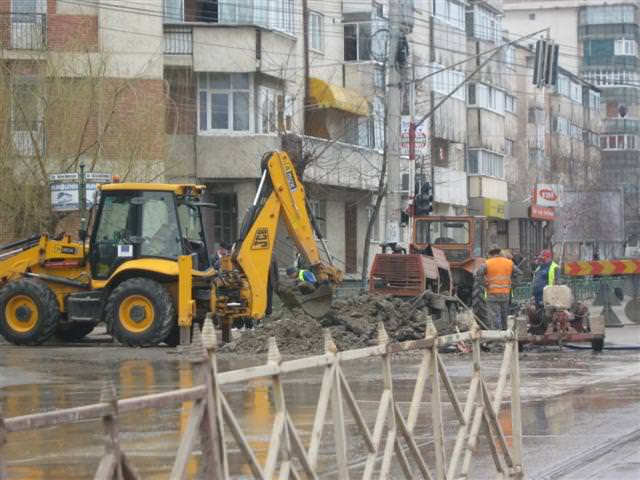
left=54, top=321, right=96, bottom=342
left=106, top=278, right=175, bottom=347
left=472, top=280, right=489, bottom=329
left=0, top=279, right=60, bottom=345
left=591, top=337, right=604, bottom=352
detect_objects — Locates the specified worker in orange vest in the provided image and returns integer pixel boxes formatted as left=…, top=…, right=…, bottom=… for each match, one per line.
left=476, top=245, right=521, bottom=330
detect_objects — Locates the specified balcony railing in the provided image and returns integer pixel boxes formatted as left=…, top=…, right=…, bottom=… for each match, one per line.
left=163, top=25, right=192, bottom=54
left=0, top=13, right=47, bottom=50
left=11, top=121, right=46, bottom=157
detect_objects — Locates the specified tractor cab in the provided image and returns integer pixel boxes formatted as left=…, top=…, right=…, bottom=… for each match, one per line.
left=411, top=216, right=487, bottom=267
left=89, top=184, right=211, bottom=280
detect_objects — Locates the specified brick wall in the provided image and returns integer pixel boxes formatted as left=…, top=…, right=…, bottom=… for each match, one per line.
left=166, top=69, right=196, bottom=135
left=48, top=15, right=98, bottom=51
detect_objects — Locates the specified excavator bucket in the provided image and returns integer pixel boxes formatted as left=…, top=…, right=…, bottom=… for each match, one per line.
left=277, top=284, right=334, bottom=318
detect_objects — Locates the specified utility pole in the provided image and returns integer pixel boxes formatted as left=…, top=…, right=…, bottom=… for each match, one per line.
left=383, top=0, right=411, bottom=244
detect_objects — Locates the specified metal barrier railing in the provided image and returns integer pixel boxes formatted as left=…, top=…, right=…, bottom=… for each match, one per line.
left=0, top=316, right=525, bottom=479
left=0, top=13, right=47, bottom=49
left=512, top=277, right=625, bottom=304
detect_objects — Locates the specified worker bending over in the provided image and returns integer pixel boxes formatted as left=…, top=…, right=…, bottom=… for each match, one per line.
left=286, top=267, right=318, bottom=294
left=476, top=246, right=521, bottom=330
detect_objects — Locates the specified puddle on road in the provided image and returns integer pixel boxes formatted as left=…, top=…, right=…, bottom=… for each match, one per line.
left=1, top=348, right=639, bottom=478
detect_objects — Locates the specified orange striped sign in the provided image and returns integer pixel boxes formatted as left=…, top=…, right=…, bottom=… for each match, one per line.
left=564, top=259, right=640, bottom=276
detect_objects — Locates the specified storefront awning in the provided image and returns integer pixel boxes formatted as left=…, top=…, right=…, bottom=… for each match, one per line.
left=308, top=77, right=369, bottom=116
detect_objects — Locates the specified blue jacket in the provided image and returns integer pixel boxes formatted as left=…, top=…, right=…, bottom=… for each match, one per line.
left=533, top=261, right=558, bottom=304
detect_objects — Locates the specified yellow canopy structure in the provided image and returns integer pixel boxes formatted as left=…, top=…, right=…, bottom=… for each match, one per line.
left=308, top=77, right=369, bottom=116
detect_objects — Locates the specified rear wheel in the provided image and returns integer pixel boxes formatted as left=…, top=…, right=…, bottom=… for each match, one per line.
left=54, top=321, right=96, bottom=342
left=472, top=280, right=489, bottom=329
left=0, top=279, right=60, bottom=345
left=106, top=278, right=175, bottom=347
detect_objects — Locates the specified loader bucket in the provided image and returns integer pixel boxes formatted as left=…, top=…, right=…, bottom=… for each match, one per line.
left=277, top=284, right=334, bottom=318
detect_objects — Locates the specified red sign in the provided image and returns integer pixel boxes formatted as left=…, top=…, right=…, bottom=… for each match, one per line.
left=538, top=189, right=557, bottom=202
left=530, top=205, right=555, bottom=221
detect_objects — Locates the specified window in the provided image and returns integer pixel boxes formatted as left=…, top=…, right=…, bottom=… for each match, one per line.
left=213, top=0, right=294, bottom=34
left=472, top=5, right=502, bottom=43
left=556, top=74, right=570, bottom=97
left=528, top=106, right=544, bottom=124
left=588, top=90, right=600, bottom=112
left=467, top=149, right=505, bottom=178
left=308, top=199, right=327, bottom=238
left=415, top=220, right=470, bottom=244
left=614, top=38, right=637, bottom=56
left=257, top=86, right=293, bottom=134
left=431, top=63, right=465, bottom=101
left=309, top=11, right=324, bottom=52
left=468, top=83, right=504, bottom=114
left=570, top=81, right=582, bottom=104
left=580, top=5, right=636, bottom=25
left=570, top=124, right=583, bottom=140
left=433, top=0, right=465, bottom=31
left=198, top=73, right=250, bottom=132
left=11, top=78, right=44, bottom=156
left=164, top=0, right=183, bottom=22
left=600, top=134, right=639, bottom=150
left=505, top=138, right=513, bottom=156
left=505, top=95, right=517, bottom=114
left=344, top=22, right=371, bottom=61
left=553, top=116, right=569, bottom=136
left=503, top=45, right=515, bottom=70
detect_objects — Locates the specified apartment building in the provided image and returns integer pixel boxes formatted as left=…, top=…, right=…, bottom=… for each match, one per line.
left=0, top=0, right=387, bottom=276
left=504, top=0, right=640, bottom=244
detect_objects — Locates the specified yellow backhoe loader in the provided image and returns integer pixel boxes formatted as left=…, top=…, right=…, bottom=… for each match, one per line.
left=0, top=151, right=342, bottom=347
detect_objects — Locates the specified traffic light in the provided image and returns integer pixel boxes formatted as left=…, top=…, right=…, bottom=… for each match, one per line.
left=533, top=39, right=559, bottom=87
left=415, top=182, right=433, bottom=216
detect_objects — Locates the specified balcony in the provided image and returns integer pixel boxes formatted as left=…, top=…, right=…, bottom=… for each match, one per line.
left=163, top=25, right=192, bottom=55
left=0, top=13, right=47, bottom=50
left=11, top=120, right=46, bottom=157
left=303, top=137, right=383, bottom=191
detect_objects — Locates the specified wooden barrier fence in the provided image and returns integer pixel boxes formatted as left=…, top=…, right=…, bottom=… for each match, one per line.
left=0, top=314, right=524, bottom=479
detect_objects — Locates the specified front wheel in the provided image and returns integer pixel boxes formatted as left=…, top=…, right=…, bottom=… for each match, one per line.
left=106, top=278, right=175, bottom=347
left=0, top=279, right=60, bottom=345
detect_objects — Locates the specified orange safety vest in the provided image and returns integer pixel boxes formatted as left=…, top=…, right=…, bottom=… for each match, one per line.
left=485, top=256, right=514, bottom=295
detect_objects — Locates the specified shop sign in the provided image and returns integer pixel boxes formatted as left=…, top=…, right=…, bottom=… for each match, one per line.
left=535, top=184, right=562, bottom=207
left=484, top=198, right=505, bottom=219
left=530, top=204, right=555, bottom=221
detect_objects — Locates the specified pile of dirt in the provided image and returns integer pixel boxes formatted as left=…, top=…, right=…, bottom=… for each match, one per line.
left=220, top=294, right=457, bottom=355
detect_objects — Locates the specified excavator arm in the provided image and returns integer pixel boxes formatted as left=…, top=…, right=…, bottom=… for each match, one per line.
left=215, top=152, right=343, bottom=336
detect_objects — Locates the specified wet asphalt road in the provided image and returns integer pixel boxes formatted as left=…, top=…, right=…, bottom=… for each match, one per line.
left=0, top=331, right=639, bottom=479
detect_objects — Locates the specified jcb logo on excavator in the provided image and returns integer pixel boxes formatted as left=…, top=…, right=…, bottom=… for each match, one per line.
left=285, top=167, right=297, bottom=192
left=252, top=228, right=270, bottom=250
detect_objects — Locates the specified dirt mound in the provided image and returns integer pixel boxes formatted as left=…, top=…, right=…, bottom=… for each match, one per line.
left=220, top=294, right=457, bottom=355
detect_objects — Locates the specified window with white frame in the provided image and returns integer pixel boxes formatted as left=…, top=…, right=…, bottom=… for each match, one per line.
left=433, top=0, right=465, bottom=31
left=570, top=81, right=582, bottom=103
left=11, top=77, right=44, bottom=156
left=468, top=83, right=505, bottom=114
left=569, top=123, right=583, bottom=140
left=505, top=138, right=513, bottom=156
left=503, top=44, right=515, bottom=69
left=472, top=5, right=502, bottom=43
left=257, top=86, right=293, bottom=134
left=556, top=74, right=570, bottom=97
left=614, top=38, right=638, bottom=56
left=588, top=89, right=600, bottom=111
left=468, top=149, right=504, bottom=178
left=309, top=11, right=324, bottom=52
left=344, top=22, right=372, bottom=61
left=218, top=0, right=294, bottom=34
left=308, top=199, right=327, bottom=237
left=553, top=116, right=569, bottom=136
left=505, top=94, right=517, bottom=114
left=198, top=73, right=251, bottom=132
left=600, top=134, right=638, bottom=150
left=431, top=63, right=465, bottom=101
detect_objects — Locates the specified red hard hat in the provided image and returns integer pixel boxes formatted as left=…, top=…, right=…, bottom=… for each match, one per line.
left=540, top=250, right=553, bottom=261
